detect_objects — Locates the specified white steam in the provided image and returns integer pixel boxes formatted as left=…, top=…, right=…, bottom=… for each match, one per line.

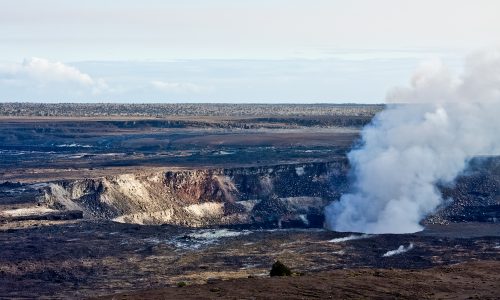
left=328, top=234, right=372, bottom=243
left=326, top=49, right=500, bottom=234
left=382, top=243, right=414, bottom=257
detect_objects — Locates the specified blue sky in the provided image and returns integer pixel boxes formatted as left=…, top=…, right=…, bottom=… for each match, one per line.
left=1, top=0, right=499, bottom=103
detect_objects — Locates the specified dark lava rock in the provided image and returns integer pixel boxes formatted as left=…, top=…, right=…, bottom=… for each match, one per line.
left=4, top=210, right=83, bottom=222
left=0, top=181, right=23, bottom=188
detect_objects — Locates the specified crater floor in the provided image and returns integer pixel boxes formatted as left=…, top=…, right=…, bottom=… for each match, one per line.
left=0, top=220, right=499, bottom=298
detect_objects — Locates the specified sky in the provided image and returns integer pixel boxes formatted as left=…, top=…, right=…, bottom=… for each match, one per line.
left=1, top=0, right=500, bottom=103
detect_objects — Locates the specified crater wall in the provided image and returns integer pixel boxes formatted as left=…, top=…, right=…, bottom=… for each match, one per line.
left=42, top=160, right=349, bottom=227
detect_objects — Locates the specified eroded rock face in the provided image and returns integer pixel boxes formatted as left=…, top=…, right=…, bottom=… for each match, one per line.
left=42, top=161, right=349, bottom=227
left=40, top=157, right=499, bottom=228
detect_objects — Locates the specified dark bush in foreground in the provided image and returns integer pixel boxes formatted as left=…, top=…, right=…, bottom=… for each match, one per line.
left=270, top=261, right=292, bottom=277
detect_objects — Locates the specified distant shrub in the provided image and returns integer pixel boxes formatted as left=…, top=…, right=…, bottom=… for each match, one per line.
left=270, top=260, right=292, bottom=277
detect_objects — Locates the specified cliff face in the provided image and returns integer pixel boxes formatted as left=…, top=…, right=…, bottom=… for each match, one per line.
left=43, top=160, right=349, bottom=227
left=41, top=157, right=499, bottom=228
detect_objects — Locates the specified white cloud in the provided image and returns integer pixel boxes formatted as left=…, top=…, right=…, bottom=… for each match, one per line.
left=0, top=57, right=108, bottom=94
left=22, top=57, right=94, bottom=86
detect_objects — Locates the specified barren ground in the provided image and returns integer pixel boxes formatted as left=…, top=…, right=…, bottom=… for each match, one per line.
left=0, top=220, right=498, bottom=298
left=97, top=260, right=500, bottom=300
left=0, top=106, right=498, bottom=299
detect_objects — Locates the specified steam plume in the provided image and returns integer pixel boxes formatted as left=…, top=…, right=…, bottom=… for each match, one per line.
left=382, top=243, right=414, bottom=257
left=326, top=50, right=500, bottom=233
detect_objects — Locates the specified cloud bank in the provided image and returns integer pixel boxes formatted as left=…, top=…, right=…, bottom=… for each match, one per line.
left=1, top=56, right=439, bottom=103
left=325, top=49, right=500, bottom=234
left=0, top=57, right=107, bottom=98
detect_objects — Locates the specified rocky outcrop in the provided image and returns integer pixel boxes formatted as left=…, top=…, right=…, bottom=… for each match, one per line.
left=42, top=160, right=349, bottom=227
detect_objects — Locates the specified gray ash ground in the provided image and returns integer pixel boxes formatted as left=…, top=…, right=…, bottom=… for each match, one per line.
left=0, top=220, right=499, bottom=298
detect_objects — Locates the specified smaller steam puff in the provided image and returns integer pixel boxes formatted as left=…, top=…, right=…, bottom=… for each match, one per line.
left=328, top=234, right=372, bottom=243
left=382, top=243, right=414, bottom=257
